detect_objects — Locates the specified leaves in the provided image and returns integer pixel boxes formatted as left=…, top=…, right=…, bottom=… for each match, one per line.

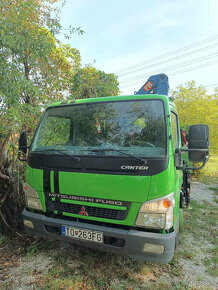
left=71, top=65, right=120, bottom=99
left=0, top=0, right=82, bottom=143
left=0, top=0, right=82, bottom=229
left=0, top=0, right=120, bottom=229
left=172, top=81, right=218, bottom=152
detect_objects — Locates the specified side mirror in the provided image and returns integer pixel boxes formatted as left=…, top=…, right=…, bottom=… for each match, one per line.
left=18, top=130, right=28, bottom=161
left=19, top=130, right=27, bottom=154
left=188, top=125, right=209, bottom=162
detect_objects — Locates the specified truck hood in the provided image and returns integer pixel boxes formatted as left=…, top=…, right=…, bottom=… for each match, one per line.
left=58, top=171, right=151, bottom=203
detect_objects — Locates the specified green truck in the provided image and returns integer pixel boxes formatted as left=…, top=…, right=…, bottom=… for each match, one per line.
left=19, top=74, right=209, bottom=263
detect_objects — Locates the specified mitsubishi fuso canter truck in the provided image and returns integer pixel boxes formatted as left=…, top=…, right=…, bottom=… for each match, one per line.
left=19, top=74, right=209, bottom=263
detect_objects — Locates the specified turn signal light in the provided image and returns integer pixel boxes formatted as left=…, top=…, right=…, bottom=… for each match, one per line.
left=163, top=199, right=172, bottom=208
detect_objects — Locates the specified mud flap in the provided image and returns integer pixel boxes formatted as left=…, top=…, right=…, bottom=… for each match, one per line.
left=179, top=208, right=184, bottom=233
left=175, top=211, right=181, bottom=248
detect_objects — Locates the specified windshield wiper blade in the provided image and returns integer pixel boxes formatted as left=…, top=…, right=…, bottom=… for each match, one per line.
left=80, top=148, right=146, bottom=164
left=33, top=149, right=80, bottom=161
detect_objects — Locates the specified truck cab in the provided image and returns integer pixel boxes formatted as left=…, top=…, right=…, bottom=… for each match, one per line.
left=20, top=74, right=209, bottom=263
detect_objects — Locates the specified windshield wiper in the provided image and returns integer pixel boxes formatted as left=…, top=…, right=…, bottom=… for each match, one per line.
left=80, top=148, right=147, bottom=164
left=33, top=149, right=80, bottom=161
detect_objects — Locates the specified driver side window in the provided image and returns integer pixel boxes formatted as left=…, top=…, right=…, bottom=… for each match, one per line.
left=170, top=112, right=179, bottom=150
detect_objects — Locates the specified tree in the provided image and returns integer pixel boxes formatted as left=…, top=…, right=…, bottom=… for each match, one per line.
left=0, top=0, right=82, bottom=230
left=0, top=0, right=83, bottom=142
left=172, top=81, right=218, bottom=152
left=71, top=65, right=120, bottom=99
left=0, top=0, right=120, bottom=230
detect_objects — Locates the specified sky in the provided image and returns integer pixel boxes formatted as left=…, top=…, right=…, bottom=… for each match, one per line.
left=58, top=0, right=218, bottom=95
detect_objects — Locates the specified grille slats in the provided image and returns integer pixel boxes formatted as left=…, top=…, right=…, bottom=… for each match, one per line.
left=46, top=200, right=128, bottom=220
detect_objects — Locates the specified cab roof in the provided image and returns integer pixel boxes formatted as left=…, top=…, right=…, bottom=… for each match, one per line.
left=48, top=94, right=172, bottom=107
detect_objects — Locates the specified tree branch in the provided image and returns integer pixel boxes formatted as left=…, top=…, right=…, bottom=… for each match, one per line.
left=0, top=172, right=10, bottom=181
left=0, top=209, right=22, bottom=237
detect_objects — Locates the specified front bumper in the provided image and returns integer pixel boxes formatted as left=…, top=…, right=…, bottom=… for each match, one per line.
left=22, top=209, right=176, bottom=263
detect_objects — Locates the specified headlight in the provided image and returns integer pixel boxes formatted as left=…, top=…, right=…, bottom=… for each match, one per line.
left=26, top=196, right=43, bottom=210
left=135, top=193, right=175, bottom=230
left=23, top=183, right=43, bottom=210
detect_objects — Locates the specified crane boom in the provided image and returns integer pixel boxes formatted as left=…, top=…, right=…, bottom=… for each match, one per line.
left=135, top=73, right=169, bottom=96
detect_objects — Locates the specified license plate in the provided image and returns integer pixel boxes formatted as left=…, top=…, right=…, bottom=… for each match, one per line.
left=61, top=226, right=103, bottom=243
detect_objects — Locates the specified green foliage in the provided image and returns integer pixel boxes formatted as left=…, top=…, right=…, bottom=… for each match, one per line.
left=0, top=0, right=82, bottom=142
left=0, top=1, right=120, bottom=145
left=71, top=65, right=120, bottom=99
left=172, top=81, right=218, bottom=152
left=0, top=1, right=120, bottom=229
left=0, top=235, right=5, bottom=245
left=0, top=0, right=83, bottom=228
left=26, top=244, right=38, bottom=257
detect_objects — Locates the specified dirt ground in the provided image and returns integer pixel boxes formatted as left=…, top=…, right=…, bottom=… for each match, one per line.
left=0, top=181, right=217, bottom=290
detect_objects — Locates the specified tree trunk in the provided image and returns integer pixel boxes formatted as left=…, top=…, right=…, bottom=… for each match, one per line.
left=24, top=60, right=30, bottom=103
left=0, top=135, right=23, bottom=234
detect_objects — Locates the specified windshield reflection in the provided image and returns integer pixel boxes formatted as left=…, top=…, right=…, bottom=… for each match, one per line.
left=31, top=100, right=167, bottom=158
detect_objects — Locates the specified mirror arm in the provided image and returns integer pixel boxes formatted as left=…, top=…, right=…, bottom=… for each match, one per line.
left=18, top=148, right=29, bottom=162
left=176, top=148, right=209, bottom=171
left=18, top=152, right=27, bottom=162
left=19, top=146, right=30, bottom=149
left=180, top=148, right=209, bottom=152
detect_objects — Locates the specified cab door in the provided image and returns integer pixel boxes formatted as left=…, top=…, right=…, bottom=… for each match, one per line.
left=170, top=111, right=182, bottom=222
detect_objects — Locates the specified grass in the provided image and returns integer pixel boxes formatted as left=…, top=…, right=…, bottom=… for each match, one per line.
left=206, top=155, right=218, bottom=176
left=169, top=197, right=217, bottom=283
left=208, top=186, right=218, bottom=194
left=194, top=154, right=218, bottom=184
left=205, top=246, right=218, bottom=277
left=26, top=244, right=38, bottom=257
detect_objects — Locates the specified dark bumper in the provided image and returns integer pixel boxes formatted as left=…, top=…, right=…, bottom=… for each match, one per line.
left=22, top=209, right=176, bottom=263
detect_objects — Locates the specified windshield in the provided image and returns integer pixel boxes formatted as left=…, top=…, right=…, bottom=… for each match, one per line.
left=31, top=99, right=167, bottom=157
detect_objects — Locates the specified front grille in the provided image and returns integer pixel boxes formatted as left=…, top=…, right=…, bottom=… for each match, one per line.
left=46, top=200, right=128, bottom=220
